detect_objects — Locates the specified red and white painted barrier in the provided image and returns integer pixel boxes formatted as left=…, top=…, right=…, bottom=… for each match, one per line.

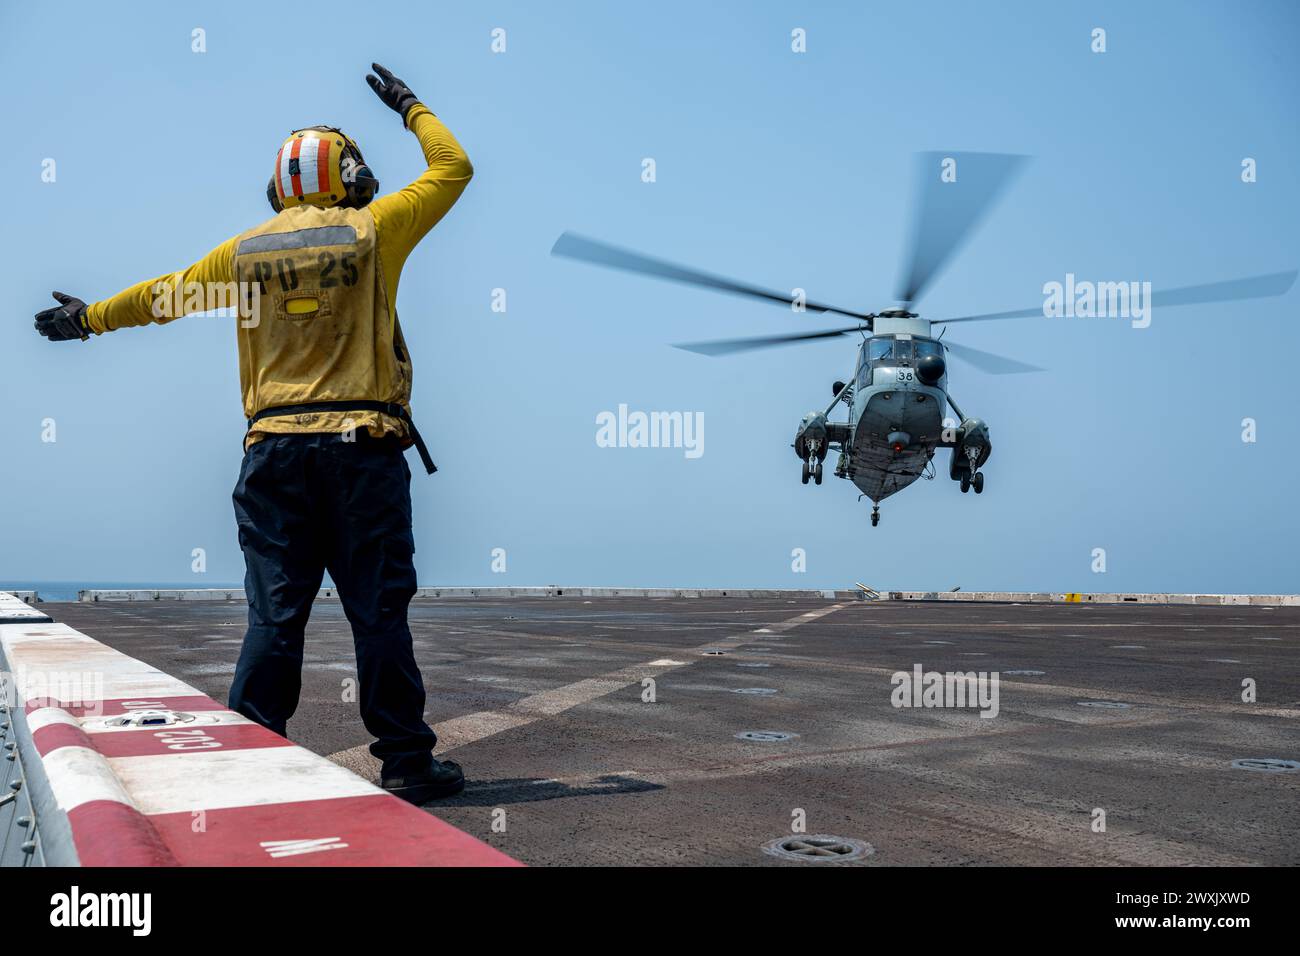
left=0, top=590, right=49, bottom=623
left=0, top=620, right=519, bottom=867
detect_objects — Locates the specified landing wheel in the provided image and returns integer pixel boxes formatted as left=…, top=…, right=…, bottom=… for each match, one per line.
left=971, top=472, right=984, bottom=495
left=801, top=459, right=810, bottom=484
left=870, top=506, right=880, bottom=527
left=960, top=475, right=970, bottom=494
left=813, top=460, right=823, bottom=485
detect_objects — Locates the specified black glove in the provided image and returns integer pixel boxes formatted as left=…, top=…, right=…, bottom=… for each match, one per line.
left=366, top=63, right=420, bottom=123
left=34, top=292, right=91, bottom=342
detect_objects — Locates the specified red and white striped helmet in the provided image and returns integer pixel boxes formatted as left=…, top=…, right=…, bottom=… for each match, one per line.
left=267, top=127, right=378, bottom=211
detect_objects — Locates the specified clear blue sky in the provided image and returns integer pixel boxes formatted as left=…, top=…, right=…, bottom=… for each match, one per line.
left=2, top=0, right=1297, bottom=593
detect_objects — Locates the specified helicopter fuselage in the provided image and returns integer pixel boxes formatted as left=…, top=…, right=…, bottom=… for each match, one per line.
left=794, top=315, right=992, bottom=516
left=845, top=359, right=947, bottom=503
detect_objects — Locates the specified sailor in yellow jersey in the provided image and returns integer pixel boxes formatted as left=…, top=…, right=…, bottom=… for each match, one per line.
left=34, top=64, right=472, bottom=804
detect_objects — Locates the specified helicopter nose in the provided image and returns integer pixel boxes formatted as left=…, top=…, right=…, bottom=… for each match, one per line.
left=917, top=353, right=946, bottom=385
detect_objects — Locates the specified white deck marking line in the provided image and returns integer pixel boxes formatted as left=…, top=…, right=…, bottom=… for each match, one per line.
left=798, top=621, right=1297, bottom=630
left=326, top=603, right=848, bottom=777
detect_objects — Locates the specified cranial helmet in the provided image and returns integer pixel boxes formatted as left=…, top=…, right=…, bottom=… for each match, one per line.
left=266, top=126, right=379, bottom=212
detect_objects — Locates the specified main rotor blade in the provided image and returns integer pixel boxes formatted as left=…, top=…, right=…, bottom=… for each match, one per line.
left=552, top=232, right=876, bottom=322
left=674, top=326, right=864, bottom=357
left=933, top=269, right=1298, bottom=324
left=943, top=340, right=1044, bottom=374
left=895, top=152, right=1027, bottom=308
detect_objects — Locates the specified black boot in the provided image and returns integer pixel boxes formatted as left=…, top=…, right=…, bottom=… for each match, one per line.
left=381, top=759, right=465, bottom=804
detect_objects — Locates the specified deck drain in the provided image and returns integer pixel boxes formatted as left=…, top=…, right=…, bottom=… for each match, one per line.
left=1231, top=758, right=1300, bottom=773
left=1077, top=700, right=1131, bottom=709
left=734, top=687, right=778, bottom=695
left=737, top=662, right=772, bottom=668
left=704, top=650, right=726, bottom=656
left=1004, top=669, right=1045, bottom=676
left=763, top=835, right=873, bottom=863
left=736, top=730, right=798, bottom=743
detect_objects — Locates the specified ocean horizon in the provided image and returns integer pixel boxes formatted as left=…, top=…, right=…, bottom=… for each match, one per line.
left=1, top=582, right=246, bottom=603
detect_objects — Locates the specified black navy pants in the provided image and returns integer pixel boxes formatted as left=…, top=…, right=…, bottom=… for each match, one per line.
left=228, top=432, right=436, bottom=778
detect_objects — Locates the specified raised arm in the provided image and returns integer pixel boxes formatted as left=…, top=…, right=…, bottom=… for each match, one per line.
left=364, top=64, right=474, bottom=277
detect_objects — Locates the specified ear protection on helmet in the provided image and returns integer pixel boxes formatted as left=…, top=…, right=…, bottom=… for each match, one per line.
left=266, top=126, right=379, bottom=212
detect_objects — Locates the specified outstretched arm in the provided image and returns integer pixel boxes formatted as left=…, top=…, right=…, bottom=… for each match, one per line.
left=35, top=237, right=241, bottom=342
left=83, top=237, right=240, bottom=334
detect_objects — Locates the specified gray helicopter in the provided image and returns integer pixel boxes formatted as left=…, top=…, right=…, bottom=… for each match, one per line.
left=553, top=152, right=1295, bottom=526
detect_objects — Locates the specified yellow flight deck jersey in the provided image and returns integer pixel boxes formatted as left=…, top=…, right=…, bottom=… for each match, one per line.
left=84, top=104, right=472, bottom=458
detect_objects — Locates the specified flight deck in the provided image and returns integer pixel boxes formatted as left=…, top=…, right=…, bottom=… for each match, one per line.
left=26, top=594, right=1298, bottom=866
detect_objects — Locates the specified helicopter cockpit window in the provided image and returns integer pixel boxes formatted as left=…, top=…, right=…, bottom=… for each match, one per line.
left=868, top=339, right=893, bottom=363
left=915, top=340, right=943, bottom=361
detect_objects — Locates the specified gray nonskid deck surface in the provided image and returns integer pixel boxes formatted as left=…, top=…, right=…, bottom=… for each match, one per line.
left=44, top=598, right=1300, bottom=866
